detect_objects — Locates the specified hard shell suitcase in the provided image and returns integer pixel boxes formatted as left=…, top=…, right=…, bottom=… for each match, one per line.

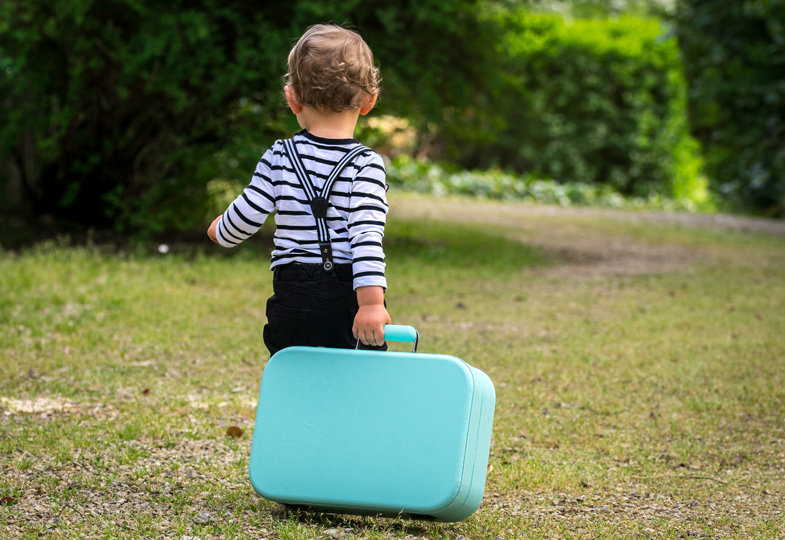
left=248, top=325, right=496, bottom=522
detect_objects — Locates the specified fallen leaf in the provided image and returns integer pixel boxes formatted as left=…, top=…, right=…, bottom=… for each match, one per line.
left=226, top=426, right=244, bottom=438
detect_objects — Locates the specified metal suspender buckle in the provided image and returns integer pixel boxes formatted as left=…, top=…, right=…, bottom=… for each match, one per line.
left=319, top=242, right=334, bottom=271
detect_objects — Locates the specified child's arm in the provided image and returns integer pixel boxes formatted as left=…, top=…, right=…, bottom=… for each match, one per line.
left=348, top=150, right=389, bottom=346
left=353, top=285, right=391, bottom=347
left=209, top=146, right=276, bottom=248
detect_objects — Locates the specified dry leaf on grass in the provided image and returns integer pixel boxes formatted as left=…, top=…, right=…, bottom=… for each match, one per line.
left=225, top=426, right=244, bottom=438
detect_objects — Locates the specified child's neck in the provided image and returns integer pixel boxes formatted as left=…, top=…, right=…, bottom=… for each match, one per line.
left=297, top=106, right=361, bottom=140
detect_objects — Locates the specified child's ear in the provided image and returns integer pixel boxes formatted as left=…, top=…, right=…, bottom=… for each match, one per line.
left=284, top=86, right=304, bottom=115
left=359, top=92, right=378, bottom=116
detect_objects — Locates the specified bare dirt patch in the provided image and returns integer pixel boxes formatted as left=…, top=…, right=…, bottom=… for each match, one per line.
left=391, top=197, right=784, bottom=278
left=508, top=219, right=704, bottom=278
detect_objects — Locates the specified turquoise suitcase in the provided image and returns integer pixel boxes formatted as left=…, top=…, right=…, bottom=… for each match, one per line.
left=248, top=325, right=496, bottom=522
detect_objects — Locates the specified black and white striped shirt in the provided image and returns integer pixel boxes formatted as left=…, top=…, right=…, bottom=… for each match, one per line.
left=215, top=131, right=388, bottom=289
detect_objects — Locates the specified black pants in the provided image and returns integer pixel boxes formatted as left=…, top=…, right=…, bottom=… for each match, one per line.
left=263, top=263, right=387, bottom=356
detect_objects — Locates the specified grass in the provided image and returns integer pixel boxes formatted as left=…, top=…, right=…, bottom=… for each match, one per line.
left=1, top=193, right=784, bottom=538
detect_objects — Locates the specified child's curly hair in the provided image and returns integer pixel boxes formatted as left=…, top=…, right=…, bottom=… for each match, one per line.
left=285, top=24, right=380, bottom=113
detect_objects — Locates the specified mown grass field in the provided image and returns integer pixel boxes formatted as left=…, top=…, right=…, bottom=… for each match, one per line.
left=1, top=194, right=784, bottom=539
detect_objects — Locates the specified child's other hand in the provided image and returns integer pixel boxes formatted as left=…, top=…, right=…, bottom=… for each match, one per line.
left=207, top=215, right=221, bottom=243
left=353, top=304, right=391, bottom=347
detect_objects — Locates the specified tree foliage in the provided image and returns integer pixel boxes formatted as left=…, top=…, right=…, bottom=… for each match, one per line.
left=0, top=0, right=492, bottom=233
left=436, top=11, right=699, bottom=198
left=528, top=0, right=674, bottom=18
left=0, top=1, right=286, bottom=231
left=675, top=0, right=785, bottom=215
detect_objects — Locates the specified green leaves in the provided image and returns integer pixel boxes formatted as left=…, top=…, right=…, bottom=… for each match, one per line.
left=0, top=0, right=494, bottom=235
left=385, top=155, right=705, bottom=211
left=437, top=11, right=699, bottom=200
left=675, top=0, right=785, bottom=216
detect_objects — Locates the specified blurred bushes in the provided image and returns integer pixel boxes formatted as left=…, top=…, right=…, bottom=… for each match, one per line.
left=436, top=11, right=702, bottom=201
left=0, top=0, right=492, bottom=234
left=1, top=1, right=744, bottom=236
left=386, top=155, right=707, bottom=211
left=0, top=0, right=293, bottom=233
left=675, top=0, right=785, bottom=216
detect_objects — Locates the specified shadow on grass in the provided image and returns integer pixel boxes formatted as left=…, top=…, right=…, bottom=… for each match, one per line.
left=385, top=218, right=545, bottom=273
left=0, top=226, right=276, bottom=261
left=271, top=503, right=443, bottom=537
left=1, top=216, right=545, bottom=273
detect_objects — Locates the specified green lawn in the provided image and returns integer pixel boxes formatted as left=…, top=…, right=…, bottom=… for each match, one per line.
left=1, top=194, right=784, bottom=538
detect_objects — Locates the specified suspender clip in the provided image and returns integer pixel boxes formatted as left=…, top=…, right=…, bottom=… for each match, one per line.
left=319, top=242, right=334, bottom=272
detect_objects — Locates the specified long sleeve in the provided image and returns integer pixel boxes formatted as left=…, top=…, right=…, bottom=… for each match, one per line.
left=348, top=152, right=388, bottom=289
left=214, top=149, right=276, bottom=248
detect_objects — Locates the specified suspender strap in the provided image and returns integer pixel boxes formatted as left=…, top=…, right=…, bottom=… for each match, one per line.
left=283, top=138, right=369, bottom=271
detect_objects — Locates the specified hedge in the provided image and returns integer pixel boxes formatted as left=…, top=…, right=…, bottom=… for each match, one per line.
left=675, top=0, right=785, bottom=216
left=1, top=3, right=713, bottom=235
left=383, top=155, right=707, bottom=211
left=436, top=12, right=702, bottom=200
left=0, top=0, right=493, bottom=234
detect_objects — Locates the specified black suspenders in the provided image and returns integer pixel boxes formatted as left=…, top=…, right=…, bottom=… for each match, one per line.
left=283, top=138, right=369, bottom=272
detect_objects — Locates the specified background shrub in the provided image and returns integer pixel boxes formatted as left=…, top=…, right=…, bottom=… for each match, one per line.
left=4, top=1, right=746, bottom=237
left=436, top=11, right=701, bottom=200
left=675, top=0, right=785, bottom=216
left=0, top=0, right=292, bottom=233
left=0, top=0, right=493, bottom=234
left=385, top=155, right=701, bottom=211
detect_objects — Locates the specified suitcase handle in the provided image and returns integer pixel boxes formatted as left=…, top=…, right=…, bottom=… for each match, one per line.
left=356, top=325, right=419, bottom=352
left=383, top=324, right=419, bottom=353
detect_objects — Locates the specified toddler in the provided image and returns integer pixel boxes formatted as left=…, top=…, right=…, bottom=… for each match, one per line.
left=208, top=24, right=390, bottom=355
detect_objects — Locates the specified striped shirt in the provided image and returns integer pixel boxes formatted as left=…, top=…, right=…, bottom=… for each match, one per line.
left=214, top=130, right=388, bottom=289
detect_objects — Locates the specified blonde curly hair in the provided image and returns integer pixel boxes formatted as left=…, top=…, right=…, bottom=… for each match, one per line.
left=285, top=24, right=380, bottom=113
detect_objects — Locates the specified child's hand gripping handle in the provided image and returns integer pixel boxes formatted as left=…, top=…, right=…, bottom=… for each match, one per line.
left=383, top=324, right=419, bottom=353
left=355, top=324, right=419, bottom=352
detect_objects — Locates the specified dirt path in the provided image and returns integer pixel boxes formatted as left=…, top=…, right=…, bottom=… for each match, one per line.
left=390, top=196, right=785, bottom=278
left=515, top=204, right=785, bottom=235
